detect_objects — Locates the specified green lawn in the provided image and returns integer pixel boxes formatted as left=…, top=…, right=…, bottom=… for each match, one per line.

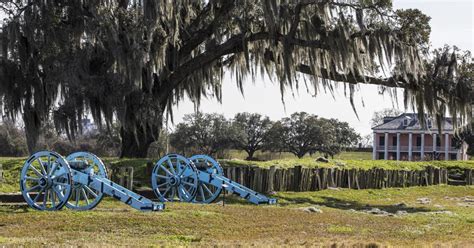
left=0, top=157, right=28, bottom=193
left=0, top=185, right=472, bottom=246
left=224, top=149, right=372, bottom=160
left=222, top=157, right=474, bottom=170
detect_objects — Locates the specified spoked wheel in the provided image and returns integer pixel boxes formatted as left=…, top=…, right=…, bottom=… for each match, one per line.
left=152, top=154, right=198, bottom=202
left=20, top=151, right=73, bottom=211
left=189, top=155, right=223, bottom=203
left=65, top=152, right=108, bottom=210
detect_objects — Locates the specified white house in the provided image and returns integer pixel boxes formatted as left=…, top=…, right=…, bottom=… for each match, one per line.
left=372, top=113, right=468, bottom=161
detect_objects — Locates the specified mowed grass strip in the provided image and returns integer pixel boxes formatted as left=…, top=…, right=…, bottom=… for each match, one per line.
left=221, top=156, right=474, bottom=170
left=0, top=185, right=472, bottom=247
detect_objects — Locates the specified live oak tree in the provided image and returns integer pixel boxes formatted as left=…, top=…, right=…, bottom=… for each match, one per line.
left=231, top=112, right=272, bottom=160
left=319, top=118, right=360, bottom=158
left=266, top=112, right=327, bottom=158
left=169, top=112, right=232, bottom=156
left=0, top=0, right=471, bottom=157
left=265, top=112, right=360, bottom=158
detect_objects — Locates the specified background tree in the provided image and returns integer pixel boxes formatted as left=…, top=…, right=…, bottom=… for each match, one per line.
left=265, top=112, right=327, bottom=158
left=231, top=113, right=272, bottom=160
left=329, top=119, right=360, bottom=148
left=95, top=124, right=122, bottom=157
left=169, top=122, right=193, bottom=155
left=147, top=130, right=170, bottom=158
left=371, top=109, right=403, bottom=127
left=319, top=119, right=360, bottom=157
left=0, top=120, right=27, bottom=156
left=263, top=121, right=286, bottom=155
left=169, top=112, right=232, bottom=156
left=0, top=1, right=471, bottom=157
left=359, top=134, right=374, bottom=148
left=265, top=113, right=360, bottom=158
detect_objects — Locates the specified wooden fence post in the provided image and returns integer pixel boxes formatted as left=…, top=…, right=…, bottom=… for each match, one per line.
left=292, top=166, right=300, bottom=191
left=268, top=166, right=276, bottom=192
left=466, top=169, right=473, bottom=185
left=146, top=161, right=153, bottom=176
left=119, top=167, right=125, bottom=186
left=127, top=167, right=134, bottom=190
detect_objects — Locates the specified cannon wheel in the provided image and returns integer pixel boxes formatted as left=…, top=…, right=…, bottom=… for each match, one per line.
left=189, top=155, right=223, bottom=204
left=152, top=154, right=198, bottom=202
left=20, top=151, right=73, bottom=211
left=65, top=152, right=108, bottom=210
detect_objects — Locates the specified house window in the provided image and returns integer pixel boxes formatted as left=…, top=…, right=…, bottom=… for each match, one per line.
left=379, top=152, right=385, bottom=159
left=403, top=119, right=408, bottom=126
left=416, top=136, right=422, bottom=146
left=427, top=119, right=432, bottom=128
left=450, top=154, right=457, bottom=160
left=379, top=136, right=385, bottom=146
left=390, top=152, right=397, bottom=160
left=436, top=136, right=441, bottom=146
left=392, top=136, right=397, bottom=146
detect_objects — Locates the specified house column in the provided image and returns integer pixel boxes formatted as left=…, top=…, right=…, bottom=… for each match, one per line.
left=445, top=133, right=449, bottom=161
left=384, top=132, right=388, bottom=160
left=420, top=133, right=425, bottom=160
left=432, top=133, right=437, bottom=152
left=372, top=132, right=377, bottom=160
left=408, top=133, right=413, bottom=161
left=396, top=132, right=400, bottom=161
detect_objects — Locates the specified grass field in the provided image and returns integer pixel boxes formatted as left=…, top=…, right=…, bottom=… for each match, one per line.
left=222, top=156, right=474, bottom=170
left=1, top=154, right=473, bottom=246
left=223, top=150, right=373, bottom=160
left=0, top=185, right=473, bottom=246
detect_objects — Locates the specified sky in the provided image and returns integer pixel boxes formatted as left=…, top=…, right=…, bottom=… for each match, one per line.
left=170, top=0, right=474, bottom=136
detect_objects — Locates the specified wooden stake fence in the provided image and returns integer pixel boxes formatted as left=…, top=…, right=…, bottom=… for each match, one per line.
left=106, top=162, right=473, bottom=192
left=221, top=166, right=473, bottom=192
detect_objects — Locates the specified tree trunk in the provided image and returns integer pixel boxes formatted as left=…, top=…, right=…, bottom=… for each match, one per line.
left=23, top=106, right=42, bottom=153
left=246, top=149, right=256, bottom=160
left=119, top=88, right=165, bottom=158
left=296, top=151, right=306, bottom=159
left=120, top=124, right=158, bottom=158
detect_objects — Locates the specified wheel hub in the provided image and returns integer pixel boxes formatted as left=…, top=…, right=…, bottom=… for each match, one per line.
left=39, top=178, right=47, bottom=187
left=39, top=177, right=52, bottom=188
left=169, top=176, right=180, bottom=186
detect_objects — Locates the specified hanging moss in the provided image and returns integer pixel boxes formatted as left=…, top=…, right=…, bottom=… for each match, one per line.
left=0, top=0, right=471, bottom=155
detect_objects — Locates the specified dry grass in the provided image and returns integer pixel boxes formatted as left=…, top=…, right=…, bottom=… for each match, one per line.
left=0, top=185, right=473, bottom=247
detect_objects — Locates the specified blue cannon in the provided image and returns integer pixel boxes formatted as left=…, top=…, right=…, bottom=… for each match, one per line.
left=151, top=154, right=277, bottom=205
left=19, top=151, right=276, bottom=211
left=20, top=151, right=163, bottom=211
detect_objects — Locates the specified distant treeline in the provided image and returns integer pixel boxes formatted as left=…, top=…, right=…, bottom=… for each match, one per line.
left=0, top=112, right=362, bottom=159
left=169, top=112, right=361, bottom=160
left=0, top=120, right=121, bottom=157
